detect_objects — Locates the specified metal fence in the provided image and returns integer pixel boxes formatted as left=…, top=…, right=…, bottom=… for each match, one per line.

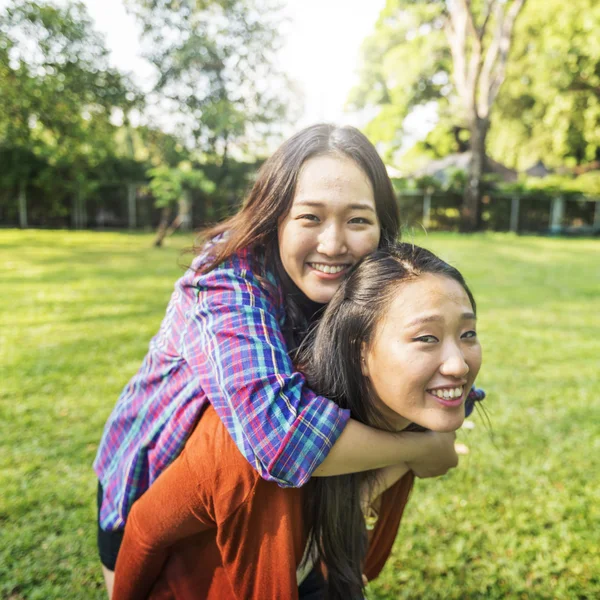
left=2, top=182, right=600, bottom=234
left=397, top=191, right=600, bottom=234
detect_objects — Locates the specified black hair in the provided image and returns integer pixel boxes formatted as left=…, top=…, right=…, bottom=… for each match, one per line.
left=299, top=242, right=476, bottom=600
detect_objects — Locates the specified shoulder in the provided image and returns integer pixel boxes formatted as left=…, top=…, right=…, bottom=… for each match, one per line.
left=185, top=246, right=284, bottom=315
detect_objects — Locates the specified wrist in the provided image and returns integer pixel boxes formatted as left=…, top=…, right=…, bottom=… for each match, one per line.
left=394, top=430, right=429, bottom=464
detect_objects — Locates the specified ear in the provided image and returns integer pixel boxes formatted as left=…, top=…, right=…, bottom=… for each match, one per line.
left=360, top=343, right=370, bottom=377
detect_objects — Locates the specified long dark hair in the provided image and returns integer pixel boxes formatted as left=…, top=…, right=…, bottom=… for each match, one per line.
left=193, top=124, right=400, bottom=275
left=298, top=242, right=477, bottom=600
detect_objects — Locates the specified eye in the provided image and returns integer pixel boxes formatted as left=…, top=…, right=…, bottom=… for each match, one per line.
left=348, top=217, right=373, bottom=225
left=297, top=214, right=320, bottom=223
left=413, top=335, right=439, bottom=343
left=461, top=330, right=477, bottom=339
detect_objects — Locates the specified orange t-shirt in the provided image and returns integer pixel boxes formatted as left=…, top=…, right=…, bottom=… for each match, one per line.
left=113, top=406, right=414, bottom=600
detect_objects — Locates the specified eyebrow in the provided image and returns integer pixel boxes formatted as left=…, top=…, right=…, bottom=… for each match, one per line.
left=406, top=312, right=476, bottom=327
left=293, top=200, right=376, bottom=213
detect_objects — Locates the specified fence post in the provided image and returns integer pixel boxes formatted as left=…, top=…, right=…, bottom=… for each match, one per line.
left=510, top=196, right=520, bottom=233
left=71, top=192, right=79, bottom=229
left=179, top=190, right=192, bottom=231
left=550, top=196, right=564, bottom=234
left=423, top=192, right=432, bottom=228
left=18, top=179, right=28, bottom=229
left=81, top=188, right=87, bottom=228
left=127, top=183, right=137, bottom=229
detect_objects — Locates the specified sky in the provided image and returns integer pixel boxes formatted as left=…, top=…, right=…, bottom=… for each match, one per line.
left=79, top=0, right=387, bottom=129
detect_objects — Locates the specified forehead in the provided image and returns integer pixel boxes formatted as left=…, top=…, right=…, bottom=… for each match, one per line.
left=293, top=153, right=374, bottom=205
left=382, top=273, right=473, bottom=324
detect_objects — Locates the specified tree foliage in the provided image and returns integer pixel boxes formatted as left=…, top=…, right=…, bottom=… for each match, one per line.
left=125, top=0, right=295, bottom=158
left=0, top=0, right=138, bottom=163
left=353, top=0, right=600, bottom=176
left=348, top=1, right=450, bottom=162
left=0, top=0, right=142, bottom=224
left=0, top=0, right=293, bottom=231
left=351, top=0, right=528, bottom=231
left=488, top=0, right=600, bottom=169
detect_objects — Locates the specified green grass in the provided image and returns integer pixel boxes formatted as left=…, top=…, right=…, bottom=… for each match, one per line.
left=1, top=229, right=599, bottom=599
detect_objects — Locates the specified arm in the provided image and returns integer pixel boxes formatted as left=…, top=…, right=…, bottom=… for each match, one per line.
left=314, top=421, right=458, bottom=479
left=112, top=448, right=213, bottom=600
left=183, top=261, right=350, bottom=488
left=184, top=257, right=460, bottom=486
left=319, top=387, right=484, bottom=477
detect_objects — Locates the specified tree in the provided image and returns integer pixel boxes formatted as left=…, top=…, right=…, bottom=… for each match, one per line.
left=148, top=163, right=215, bottom=246
left=125, top=0, right=295, bottom=158
left=487, top=0, right=600, bottom=170
left=123, top=0, right=296, bottom=237
left=350, top=0, right=528, bottom=231
left=0, top=0, right=141, bottom=227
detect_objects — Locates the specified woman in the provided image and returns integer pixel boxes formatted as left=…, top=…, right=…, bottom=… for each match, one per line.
left=95, top=125, right=481, bottom=591
left=111, top=242, right=483, bottom=599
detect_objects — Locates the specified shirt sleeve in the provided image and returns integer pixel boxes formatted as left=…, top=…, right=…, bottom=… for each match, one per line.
left=180, top=258, right=351, bottom=488
left=112, top=446, right=213, bottom=600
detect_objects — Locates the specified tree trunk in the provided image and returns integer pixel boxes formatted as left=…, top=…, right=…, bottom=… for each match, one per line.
left=153, top=205, right=172, bottom=247
left=461, top=117, right=489, bottom=232
left=153, top=191, right=192, bottom=247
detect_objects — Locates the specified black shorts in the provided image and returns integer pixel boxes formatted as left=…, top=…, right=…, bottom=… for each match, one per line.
left=298, top=567, right=326, bottom=599
left=97, top=482, right=124, bottom=570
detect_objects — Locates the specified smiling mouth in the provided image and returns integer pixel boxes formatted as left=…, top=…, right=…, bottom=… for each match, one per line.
left=427, top=386, right=465, bottom=400
left=308, top=263, right=350, bottom=275
left=426, top=386, right=466, bottom=407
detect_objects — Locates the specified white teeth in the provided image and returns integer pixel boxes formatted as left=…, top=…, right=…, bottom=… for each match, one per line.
left=310, top=263, right=346, bottom=274
left=429, top=386, right=464, bottom=400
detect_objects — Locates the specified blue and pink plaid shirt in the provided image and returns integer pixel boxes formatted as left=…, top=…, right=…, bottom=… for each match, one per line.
left=94, top=247, right=351, bottom=530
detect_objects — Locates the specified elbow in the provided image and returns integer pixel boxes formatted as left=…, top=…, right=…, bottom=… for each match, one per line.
left=263, top=456, right=313, bottom=489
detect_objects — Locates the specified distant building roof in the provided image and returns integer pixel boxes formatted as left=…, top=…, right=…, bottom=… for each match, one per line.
left=409, top=151, right=517, bottom=184
left=525, top=160, right=552, bottom=178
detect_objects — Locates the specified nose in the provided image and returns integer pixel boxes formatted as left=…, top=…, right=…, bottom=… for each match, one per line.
left=439, top=344, right=470, bottom=379
left=317, top=223, right=348, bottom=257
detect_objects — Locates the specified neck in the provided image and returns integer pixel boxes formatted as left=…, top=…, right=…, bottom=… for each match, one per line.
left=372, top=397, right=412, bottom=432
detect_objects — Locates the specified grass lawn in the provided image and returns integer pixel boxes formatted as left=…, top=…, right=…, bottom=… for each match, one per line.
left=1, top=229, right=599, bottom=599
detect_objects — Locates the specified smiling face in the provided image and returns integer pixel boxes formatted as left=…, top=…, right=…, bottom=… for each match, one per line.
left=277, top=153, right=381, bottom=304
left=362, top=273, right=482, bottom=432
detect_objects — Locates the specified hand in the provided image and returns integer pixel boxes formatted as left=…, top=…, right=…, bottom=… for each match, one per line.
left=406, top=431, right=458, bottom=479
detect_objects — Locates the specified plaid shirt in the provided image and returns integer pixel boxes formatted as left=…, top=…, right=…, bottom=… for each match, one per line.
left=94, top=247, right=350, bottom=531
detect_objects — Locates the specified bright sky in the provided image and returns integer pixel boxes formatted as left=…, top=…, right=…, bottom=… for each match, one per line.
left=79, top=0, right=387, bottom=129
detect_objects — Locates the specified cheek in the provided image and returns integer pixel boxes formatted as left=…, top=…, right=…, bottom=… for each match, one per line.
left=358, top=230, right=381, bottom=254
left=279, top=224, right=311, bottom=263
left=467, top=345, right=483, bottom=378
left=371, top=347, right=428, bottom=391
left=347, top=228, right=380, bottom=257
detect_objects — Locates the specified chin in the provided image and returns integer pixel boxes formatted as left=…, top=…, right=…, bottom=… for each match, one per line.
left=304, top=288, right=336, bottom=304
left=431, top=421, right=464, bottom=433
left=417, top=412, right=465, bottom=433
